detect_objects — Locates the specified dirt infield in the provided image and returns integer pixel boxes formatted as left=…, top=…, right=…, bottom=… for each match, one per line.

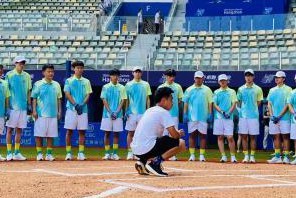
left=1, top=161, right=296, bottom=198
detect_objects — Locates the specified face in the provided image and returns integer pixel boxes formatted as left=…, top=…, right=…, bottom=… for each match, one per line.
left=244, top=74, right=254, bottom=84
left=133, top=70, right=142, bottom=79
left=15, top=61, right=25, bottom=71
left=166, top=75, right=175, bottom=83
left=219, top=80, right=228, bottom=87
left=275, top=77, right=285, bottom=85
left=43, top=68, right=54, bottom=81
left=194, top=77, right=203, bottom=86
left=110, top=75, right=119, bottom=83
left=73, top=65, right=84, bottom=76
left=162, top=94, right=173, bottom=110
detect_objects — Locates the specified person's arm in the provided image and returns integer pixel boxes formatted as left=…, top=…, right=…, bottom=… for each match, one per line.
left=83, top=93, right=90, bottom=105
left=102, top=99, right=112, bottom=114
left=32, top=98, right=38, bottom=120
left=5, top=97, right=9, bottom=110
left=146, top=96, right=150, bottom=109
left=65, top=92, right=76, bottom=105
left=116, top=99, right=125, bottom=113
left=277, top=105, right=288, bottom=118
left=268, top=101, right=274, bottom=116
left=57, top=98, right=62, bottom=120
left=167, top=126, right=184, bottom=139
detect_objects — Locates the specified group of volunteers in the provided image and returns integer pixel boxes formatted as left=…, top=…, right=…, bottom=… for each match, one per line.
left=1, top=56, right=296, bottom=177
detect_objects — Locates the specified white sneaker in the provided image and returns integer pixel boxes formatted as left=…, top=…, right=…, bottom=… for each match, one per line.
left=220, top=155, right=227, bottom=163
left=45, top=154, right=55, bottom=161
left=169, top=156, right=178, bottom=161
left=231, top=156, right=237, bottom=163
left=13, top=153, right=26, bottom=161
left=188, top=154, right=195, bottom=161
left=0, top=154, right=6, bottom=161
left=250, top=155, right=256, bottom=163
left=65, top=153, right=73, bottom=161
left=126, top=152, right=134, bottom=160
left=290, top=158, right=296, bottom=165
left=134, top=155, right=139, bottom=160
left=283, top=156, right=290, bottom=164
left=6, top=153, right=13, bottom=161
left=242, top=155, right=249, bottom=163
left=36, top=153, right=44, bottom=161
left=199, top=154, right=206, bottom=162
left=267, top=156, right=282, bottom=164
left=112, top=154, right=120, bottom=160
left=102, top=153, right=111, bottom=160
left=77, top=152, right=86, bottom=160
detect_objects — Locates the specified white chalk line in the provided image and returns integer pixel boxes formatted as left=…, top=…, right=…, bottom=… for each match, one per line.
left=166, top=167, right=285, bottom=173
left=83, top=186, right=129, bottom=198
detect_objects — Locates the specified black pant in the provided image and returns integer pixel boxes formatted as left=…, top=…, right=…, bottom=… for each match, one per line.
left=155, top=23, right=160, bottom=34
left=136, top=136, right=180, bottom=164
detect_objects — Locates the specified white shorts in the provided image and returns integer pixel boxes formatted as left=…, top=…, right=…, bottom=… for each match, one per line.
left=163, top=117, right=178, bottom=136
left=34, top=117, right=58, bottom=137
left=238, top=118, right=259, bottom=135
left=269, top=120, right=290, bottom=135
left=291, top=124, right=296, bottom=139
left=125, top=114, right=142, bottom=131
left=0, top=118, right=5, bottom=135
left=213, top=119, right=234, bottom=136
left=188, top=121, right=208, bottom=134
left=64, top=109, right=88, bottom=130
left=6, top=110, right=27, bottom=129
left=100, top=118, right=123, bottom=132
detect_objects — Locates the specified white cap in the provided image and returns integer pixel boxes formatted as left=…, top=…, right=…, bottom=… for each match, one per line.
left=218, top=74, right=228, bottom=81
left=194, top=71, right=204, bottom=78
left=244, top=69, right=254, bottom=75
left=294, top=74, right=296, bottom=80
left=13, top=56, right=26, bottom=64
left=132, top=66, right=142, bottom=72
left=275, top=71, right=286, bottom=78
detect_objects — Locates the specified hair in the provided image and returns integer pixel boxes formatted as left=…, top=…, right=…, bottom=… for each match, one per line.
left=0, top=64, right=3, bottom=70
left=155, top=87, right=174, bottom=103
left=42, top=64, right=54, bottom=71
left=72, top=61, right=84, bottom=68
left=164, top=69, right=176, bottom=77
left=109, top=68, right=120, bottom=76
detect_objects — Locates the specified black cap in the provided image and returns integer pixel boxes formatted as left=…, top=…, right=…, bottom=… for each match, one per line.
left=109, top=68, right=120, bottom=76
left=164, top=69, right=176, bottom=77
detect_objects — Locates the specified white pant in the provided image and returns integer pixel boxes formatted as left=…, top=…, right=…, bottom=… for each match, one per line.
left=34, top=117, right=58, bottom=137
left=125, top=114, right=142, bottom=131
left=0, top=118, right=5, bottom=135
left=163, top=117, right=178, bottom=136
left=64, top=109, right=88, bottom=130
left=238, top=118, right=259, bottom=135
left=188, top=121, right=208, bottom=134
left=6, top=110, right=27, bottom=129
left=213, top=119, right=233, bottom=136
left=291, top=124, right=296, bottom=139
left=269, top=120, right=290, bottom=135
left=100, top=118, right=123, bottom=132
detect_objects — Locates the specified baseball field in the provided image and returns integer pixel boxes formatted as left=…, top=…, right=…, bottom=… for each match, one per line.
left=1, top=147, right=296, bottom=198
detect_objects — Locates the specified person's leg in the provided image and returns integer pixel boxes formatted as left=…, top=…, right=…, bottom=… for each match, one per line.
left=161, top=139, right=186, bottom=159
left=127, top=131, right=134, bottom=154
left=78, top=130, right=85, bottom=154
left=282, top=134, right=290, bottom=159
left=65, top=129, right=73, bottom=154
left=273, top=134, right=281, bottom=158
left=263, top=126, right=269, bottom=150
left=14, top=128, right=22, bottom=154
left=227, top=136, right=236, bottom=156
left=46, top=137, right=53, bottom=156
left=113, top=132, right=119, bottom=155
left=199, top=132, right=207, bottom=159
left=237, top=134, right=242, bottom=152
left=6, top=127, right=13, bottom=155
left=250, top=135, right=256, bottom=158
left=104, top=131, right=111, bottom=155
left=189, top=131, right=197, bottom=158
left=217, top=135, right=226, bottom=158
left=35, top=137, right=43, bottom=155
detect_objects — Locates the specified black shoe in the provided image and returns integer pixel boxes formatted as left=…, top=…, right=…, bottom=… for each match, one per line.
left=135, top=161, right=149, bottom=175
left=145, top=162, right=168, bottom=177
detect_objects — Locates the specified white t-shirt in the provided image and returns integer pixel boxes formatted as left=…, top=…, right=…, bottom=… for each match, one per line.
left=131, top=106, right=175, bottom=155
left=154, top=12, right=160, bottom=24
left=138, top=12, right=143, bottom=23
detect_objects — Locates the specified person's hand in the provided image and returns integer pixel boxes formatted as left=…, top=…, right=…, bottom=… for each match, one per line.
left=178, top=129, right=185, bottom=137
left=27, top=104, right=32, bottom=114
left=207, top=113, right=213, bottom=123
left=183, top=113, right=188, bottom=123
left=74, top=104, right=83, bottom=115
left=222, top=111, right=231, bottom=119
left=32, top=110, right=38, bottom=120
left=5, top=108, right=11, bottom=120
left=124, top=109, right=131, bottom=121
left=294, top=113, right=296, bottom=120
left=57, top=111, right=62, bottom=120
left=271, top=116, right=280, bottom=124
left=111, top=112, right=117, bottom=120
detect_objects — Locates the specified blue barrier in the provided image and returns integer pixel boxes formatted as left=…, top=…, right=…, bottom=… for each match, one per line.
left=116, top=2, right=172, bottom=16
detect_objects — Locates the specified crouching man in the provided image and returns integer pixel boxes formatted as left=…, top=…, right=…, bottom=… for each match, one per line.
left=131, top=87, right=186, bottom=177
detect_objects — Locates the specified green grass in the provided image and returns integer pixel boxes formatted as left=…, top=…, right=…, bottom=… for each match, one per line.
left=0, top=146, right=275, bottom=162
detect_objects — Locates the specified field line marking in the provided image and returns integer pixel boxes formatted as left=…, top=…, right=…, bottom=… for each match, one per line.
left=166, top=167, right=274, bottom=172
left=83, top=186, right=129, bottom=198
left=246, top=175, right=296, bottom=184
